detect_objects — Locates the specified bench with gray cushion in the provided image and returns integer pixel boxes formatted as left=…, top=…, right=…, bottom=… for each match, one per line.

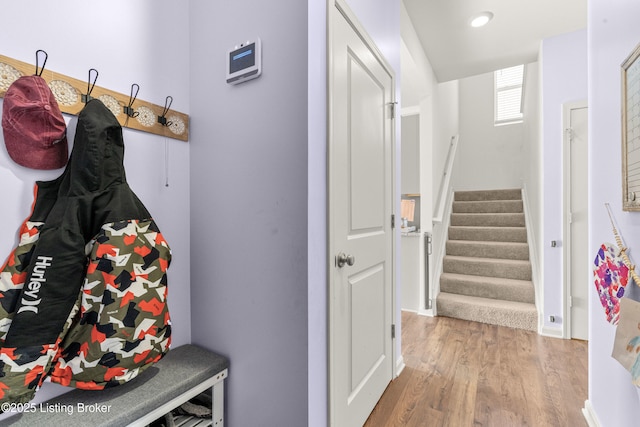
left=4, top=344, right=229, bottom=427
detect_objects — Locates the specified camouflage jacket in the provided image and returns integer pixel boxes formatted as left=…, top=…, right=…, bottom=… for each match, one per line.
left=0, top=99, right=172, bottom=405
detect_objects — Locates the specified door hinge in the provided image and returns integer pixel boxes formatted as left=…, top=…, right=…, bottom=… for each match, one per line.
left=569, top=296, right=573, bottom=307
left=391, top=214, right=395, bottom=229
left=565, top=127, right=574, bottom=142
left=391, top=324, right=396, bottom=339
left=389, top=102, right=398, bottom=119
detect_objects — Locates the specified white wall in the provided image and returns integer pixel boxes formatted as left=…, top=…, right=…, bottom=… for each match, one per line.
left=420, top=100, right=435, bottom=229
left=456, top=71, right=526, bottom=191
left=588, top=1, right=640, bottom=425
left=432, top=80, right=460, bottom=204
left=401, top=115, right=420, bottom=194
left=401, top=1, right=436, bottom=230
left=540, top=30, right=588, bottom=334
left=401, top=41, right=426, bottom=109
left=401, top=2, right=460, bottom=312
left=0, top=0, right=191, bottom=415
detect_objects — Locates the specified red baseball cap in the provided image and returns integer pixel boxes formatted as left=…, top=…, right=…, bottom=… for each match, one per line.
left=2, top=75, right=68, bottom=170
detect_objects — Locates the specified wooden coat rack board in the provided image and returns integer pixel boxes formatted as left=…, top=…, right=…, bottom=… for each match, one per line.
left=0, top=54, right=189, bottom=142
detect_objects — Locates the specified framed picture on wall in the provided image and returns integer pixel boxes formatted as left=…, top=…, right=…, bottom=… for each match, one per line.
left=622, top=42, right=640, bottom=211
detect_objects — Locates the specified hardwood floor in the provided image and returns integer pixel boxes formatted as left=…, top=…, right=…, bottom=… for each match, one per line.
left=364, top=311, right=588, bottom=427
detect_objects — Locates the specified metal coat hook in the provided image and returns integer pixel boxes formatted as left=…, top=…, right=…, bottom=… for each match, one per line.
left=82, top=68, right=99, bottom=103
left=124, top=83, right=140, bottom=118
left=34, top=49, right=48, bottom=77
left=158, top=95, right=173, bottom=127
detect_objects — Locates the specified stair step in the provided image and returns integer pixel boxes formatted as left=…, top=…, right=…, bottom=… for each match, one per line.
left=443, top=256, right=532, bottom=281
left=446, top=240, right=530, bottom=260
left=452, top=200, right=523, bottom=214
left=454, top=189, right=522, bottom=202
left=436, top=292, right=537, bottom=331
left=439, top=189, right=537, bottom=332
left=440, top=273, right=535, bottom=304
left=450, top=213, right=525, bottom=227
left=448, top=226, right=527, bottom=243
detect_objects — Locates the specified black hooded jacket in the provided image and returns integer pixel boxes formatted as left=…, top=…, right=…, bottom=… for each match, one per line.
left=0, top=99, right=171, bottom=404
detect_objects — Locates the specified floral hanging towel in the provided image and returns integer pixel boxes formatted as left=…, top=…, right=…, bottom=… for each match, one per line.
left=593, top=242, right=630, bottom=324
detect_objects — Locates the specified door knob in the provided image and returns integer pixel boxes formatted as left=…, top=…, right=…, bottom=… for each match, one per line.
left=336, top=252, right=356, bottom=268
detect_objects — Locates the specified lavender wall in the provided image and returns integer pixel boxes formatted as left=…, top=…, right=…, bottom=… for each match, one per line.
left=540, top=30, right=588, bottom=334
left=588, top=1, right=640, bottom=425
left=188, top=1, right=309, bottom=426
left=0, top=0, right=191, bottom=419
left=188, top=1, right=400, bottom=425
left=0, top=2, right=400, bottom=425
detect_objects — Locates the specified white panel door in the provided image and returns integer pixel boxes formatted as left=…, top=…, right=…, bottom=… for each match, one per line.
left=329, top=2, right=395, bottom=426
left=569, top=105, right=589, bottom=340
left=565, top=103, right=593, bottom=340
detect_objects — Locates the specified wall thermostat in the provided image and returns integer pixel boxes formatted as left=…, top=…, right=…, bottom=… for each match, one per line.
left=226, top=38, right=262, bottom=85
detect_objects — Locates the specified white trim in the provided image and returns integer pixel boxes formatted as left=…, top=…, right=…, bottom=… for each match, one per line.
left=521, top=185, right=543, bottom=334
left=430, top=186, right=455, bottom=316
left=407, top=307, right=435, bottom=317
left=582, top=400, right=602, bottom=427
left=395, top=356, right=406, bottom=377
left=401, top=106, right=420, bottom=117
left=406, top=305, right=434, bottom=317
left=494, top=119, right=523, bottom=126
left=540, top=326, right=563, bottom=339
left=562, top=103, right=570, bottom=339
left=562, top=100, right=588, bottom=339
left=430, top=134, right=459, bottom=312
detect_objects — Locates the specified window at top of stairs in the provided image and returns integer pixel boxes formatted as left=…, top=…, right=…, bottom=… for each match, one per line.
left=495, top=64, right=525, bottom=126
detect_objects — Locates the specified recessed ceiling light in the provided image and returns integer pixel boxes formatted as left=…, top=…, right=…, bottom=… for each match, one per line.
left=470, top=11, right=494, bottom=28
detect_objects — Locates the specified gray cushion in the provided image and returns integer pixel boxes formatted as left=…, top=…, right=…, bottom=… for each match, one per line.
left=4, top=344, right=229, bottom=427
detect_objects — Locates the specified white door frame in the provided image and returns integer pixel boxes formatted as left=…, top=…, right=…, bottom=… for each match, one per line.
left=327, top=0, right=397, bottom=424
left=562, top=100, right=588, bottom=339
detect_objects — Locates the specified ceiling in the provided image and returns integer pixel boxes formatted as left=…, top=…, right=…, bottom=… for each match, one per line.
left=403, top=0, right=587, bottom=82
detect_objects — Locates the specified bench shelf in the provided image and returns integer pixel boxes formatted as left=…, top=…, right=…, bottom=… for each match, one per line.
left=5, top=344, right=229, bottom=427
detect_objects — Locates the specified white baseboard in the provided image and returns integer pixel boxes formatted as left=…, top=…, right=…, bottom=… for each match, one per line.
left=582, top=400, right=601, bottom=427
left=521, top=185, right=544, bottom=335
left=418, top=308, right=434, bottom=317
left=401, top=308, right=435, bottom=317
left=395, top=356, right=405, bottom=378
left=540, top=325, right=564, bottom=338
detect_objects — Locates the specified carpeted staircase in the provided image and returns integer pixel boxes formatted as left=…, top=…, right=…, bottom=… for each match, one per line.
left=436, top=189, right=537, bottom=331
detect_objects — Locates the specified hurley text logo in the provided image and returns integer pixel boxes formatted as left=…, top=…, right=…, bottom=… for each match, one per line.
left=17, top=256, right=52, bottom=314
